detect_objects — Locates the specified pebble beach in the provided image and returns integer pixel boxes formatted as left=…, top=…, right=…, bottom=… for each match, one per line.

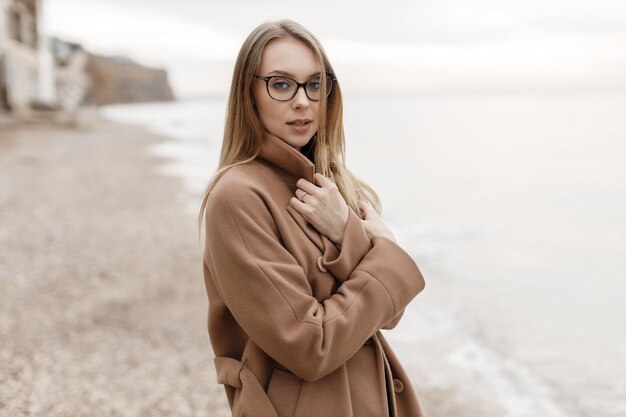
left=0, top=111, right=231, bottom=416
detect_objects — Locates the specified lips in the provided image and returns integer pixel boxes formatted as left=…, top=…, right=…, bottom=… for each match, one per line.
left=287, top=119, right=312, bottom=126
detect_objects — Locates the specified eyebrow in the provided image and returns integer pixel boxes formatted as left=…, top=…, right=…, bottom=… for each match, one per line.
left=267, top=70, right=321, bottom=78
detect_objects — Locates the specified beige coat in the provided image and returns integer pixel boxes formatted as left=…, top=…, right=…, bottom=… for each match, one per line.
left=202, top=133, right=427, bottom=417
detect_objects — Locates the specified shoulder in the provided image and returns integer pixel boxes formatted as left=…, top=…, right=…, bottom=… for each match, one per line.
left=213, top=161, right=258, bottom=192
left=204, top=161, right=282, bottom=241
left=205, top=160, right=275, bottom=222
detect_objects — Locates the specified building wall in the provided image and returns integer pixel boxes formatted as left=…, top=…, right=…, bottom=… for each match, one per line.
left=1, top=0, right=41, bottom=111
left=37, top=0, right=56, bottom=104
left=1, top=0, right=8, bottom=110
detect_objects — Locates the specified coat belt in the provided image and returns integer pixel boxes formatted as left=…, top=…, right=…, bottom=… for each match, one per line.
left=214, top=356, right=279, bottom=417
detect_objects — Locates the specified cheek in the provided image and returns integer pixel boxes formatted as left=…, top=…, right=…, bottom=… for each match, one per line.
left=258, top=104, right=278, bottom=128
left=257, top=100, right=284, bottom=128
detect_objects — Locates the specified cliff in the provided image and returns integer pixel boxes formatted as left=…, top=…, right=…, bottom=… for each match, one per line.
left=84, top=54, right=175, bottom=105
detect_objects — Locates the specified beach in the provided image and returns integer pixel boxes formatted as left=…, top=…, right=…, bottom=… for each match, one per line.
left=0, top=111, right=230, bottom=416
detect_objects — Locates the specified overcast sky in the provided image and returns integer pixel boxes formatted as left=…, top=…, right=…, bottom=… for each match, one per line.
left=45, top=0, right=626, bottom=97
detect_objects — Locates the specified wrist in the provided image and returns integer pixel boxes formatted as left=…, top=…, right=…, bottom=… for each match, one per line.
left=332, top=231, right=343, bottom=249
left=332, top=207, right=350, bottom=249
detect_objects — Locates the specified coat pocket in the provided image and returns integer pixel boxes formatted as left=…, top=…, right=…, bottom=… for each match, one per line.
left=266, top=368, right=303, bottom=417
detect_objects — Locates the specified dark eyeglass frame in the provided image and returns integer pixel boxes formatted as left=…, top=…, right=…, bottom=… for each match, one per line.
left=254, top=74, right=337, bottom=102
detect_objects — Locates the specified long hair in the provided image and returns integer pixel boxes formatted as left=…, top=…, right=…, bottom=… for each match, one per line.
left=197, top=19, right=382, bottom=241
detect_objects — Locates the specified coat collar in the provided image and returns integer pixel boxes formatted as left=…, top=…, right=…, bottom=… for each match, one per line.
left=257, top=130, right=315, bottom=183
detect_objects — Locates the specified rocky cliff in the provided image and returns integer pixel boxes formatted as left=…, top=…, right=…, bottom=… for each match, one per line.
left=84, top=54, right=175, bottom=105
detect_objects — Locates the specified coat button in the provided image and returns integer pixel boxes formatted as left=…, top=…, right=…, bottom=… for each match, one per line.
left=393, top=378, right=404, bottom=393
left=316, top=256, right=328, bottom=272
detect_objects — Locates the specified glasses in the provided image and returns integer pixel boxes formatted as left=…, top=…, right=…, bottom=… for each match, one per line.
left=255, top=74, right=336, bottom=101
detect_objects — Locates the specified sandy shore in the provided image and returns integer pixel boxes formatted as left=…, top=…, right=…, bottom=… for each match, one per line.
left=0, top=110, right=230, bottom=416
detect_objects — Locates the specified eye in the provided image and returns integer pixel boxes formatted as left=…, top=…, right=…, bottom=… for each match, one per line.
left=270, top=78, right=294, bottom=90
left=306, top=79, right=321, bottom=90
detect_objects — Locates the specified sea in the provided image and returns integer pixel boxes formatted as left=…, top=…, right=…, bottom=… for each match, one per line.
left=100, top=90, right=626, bottom=417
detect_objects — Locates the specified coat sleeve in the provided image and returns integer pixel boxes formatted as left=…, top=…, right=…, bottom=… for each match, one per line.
left=316, top=215, right=407, bottom=331
left=204, top=178, right=425, bottom=382
left=382, top=307, right=405, bottom=330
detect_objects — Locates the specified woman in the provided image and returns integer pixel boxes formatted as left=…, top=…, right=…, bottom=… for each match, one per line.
left=198, top=19, right=427, bottom=417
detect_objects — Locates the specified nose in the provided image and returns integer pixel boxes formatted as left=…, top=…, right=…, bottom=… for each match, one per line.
left=292, top=85, right=310, bottom=109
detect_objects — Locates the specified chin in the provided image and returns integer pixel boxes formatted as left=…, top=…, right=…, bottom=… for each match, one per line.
left=282, top=133, right=315, bottom=150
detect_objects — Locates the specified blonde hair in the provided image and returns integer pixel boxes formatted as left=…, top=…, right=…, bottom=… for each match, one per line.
left=197, top=19, right=381, bottom=241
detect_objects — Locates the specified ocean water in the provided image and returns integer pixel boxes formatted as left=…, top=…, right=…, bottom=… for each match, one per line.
left=100, top=91, right=626, bottom=417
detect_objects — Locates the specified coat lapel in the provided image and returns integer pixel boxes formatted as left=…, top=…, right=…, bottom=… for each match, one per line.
left=257, top=131, right=315, bottom=184
left=258, top=133, right=327, bottom=252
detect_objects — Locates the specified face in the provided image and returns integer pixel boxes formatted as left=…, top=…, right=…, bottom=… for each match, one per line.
left=253, top=37, right=321, bottom=151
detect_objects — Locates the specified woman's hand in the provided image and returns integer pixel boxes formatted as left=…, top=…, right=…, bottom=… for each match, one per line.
left=357, top=200, right=397, bottom=244
left=290, top=173, right=349, bottom=247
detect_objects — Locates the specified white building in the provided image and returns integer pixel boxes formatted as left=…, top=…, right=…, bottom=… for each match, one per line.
left=0, top=0, right=56, bottom=112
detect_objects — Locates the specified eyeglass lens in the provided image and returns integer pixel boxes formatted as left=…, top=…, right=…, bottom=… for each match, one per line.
left=266, top=76, right=333, bottom=101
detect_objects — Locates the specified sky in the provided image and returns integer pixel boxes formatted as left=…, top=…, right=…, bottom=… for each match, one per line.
left=45, top=0, right=626, bottom=98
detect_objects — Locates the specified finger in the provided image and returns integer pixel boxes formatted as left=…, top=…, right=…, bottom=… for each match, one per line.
left=361, top=199, right=374, bottom=209
left=289, top=196, right=308, bottom=212
left=296, top=178, right=320, bottom=195
left=313, top=172, right=333, bottom=187
left=357, top=200, right=366, bottom=217
left=295, top=188, right=308, bottom=201
left=325, top=173, right=336, bottom=186
left=358, top=200, right=370, bottom=218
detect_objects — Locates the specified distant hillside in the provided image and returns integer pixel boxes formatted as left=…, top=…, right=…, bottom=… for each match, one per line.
left=84, top=54, right=175, bottom=105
